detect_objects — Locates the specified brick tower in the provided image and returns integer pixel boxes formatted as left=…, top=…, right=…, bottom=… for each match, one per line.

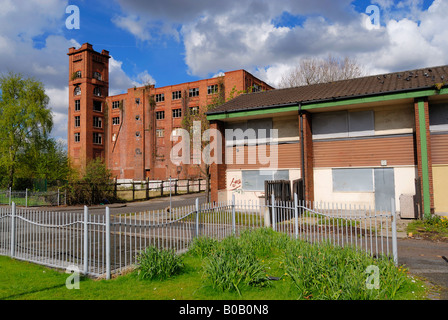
left=67, top=43, right=110, bottom=169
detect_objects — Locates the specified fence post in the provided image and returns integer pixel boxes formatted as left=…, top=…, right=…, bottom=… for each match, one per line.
left=146, top=178, right=149, bottom=200
left=9, top=187, right=11, bottom=206
left=195, top=197, right=200, bottom=238
left=132, top=181, right=135, bottom=201
left=25, top=189, right=28, bottom=208
left=57, top=188, right=60, bottom=206
left=160, top=181, right=164, bottom=197
left=105, top=207, right=111, bottom=280
left=232, top=193, right=236, bottom=234
left=294, top=193, right=299, bottom=239
left=391, top=198, right=398, bottom=266
left=271, top=193, right=276, bottom=231
left=10, top=202, right=16, bottom=257
left=169, top=177, right=172, bottom=210
left=83, top=206, right=89, bottom=275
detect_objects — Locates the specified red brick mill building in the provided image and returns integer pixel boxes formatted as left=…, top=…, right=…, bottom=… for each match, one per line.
left=67, top=43, right=273, bottom=181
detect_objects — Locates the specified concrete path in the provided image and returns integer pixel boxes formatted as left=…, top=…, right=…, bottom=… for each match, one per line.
left=395, top=217, right=448, bottom=300
left=397, top=238, right=448, bottom=299
left=21, top=192, right=208, bottom=215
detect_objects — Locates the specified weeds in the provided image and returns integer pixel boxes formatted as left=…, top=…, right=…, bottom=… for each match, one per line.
left=407, top=215, right=448, bottom=240
left=133, top=228, right=424, bottom=300
left=135, top=246, right=184, bottom=280
left=284, top=240, right=410, bottom=300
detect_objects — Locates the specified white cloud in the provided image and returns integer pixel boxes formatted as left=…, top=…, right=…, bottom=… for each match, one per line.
left=0, top=0, right=140, bottom=145
left=108, top=57, right=156, bottom=95
left=0, top=0, right=68, bottom=39
left=112, top=14, right=152, bottom=41
left=112, top=0, right=448, bottom=88
left=46, top=86, right=69, bottom=142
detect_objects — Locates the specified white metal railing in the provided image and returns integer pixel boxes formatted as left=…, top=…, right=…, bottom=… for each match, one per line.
left=0, top=194, right=398, bottom=279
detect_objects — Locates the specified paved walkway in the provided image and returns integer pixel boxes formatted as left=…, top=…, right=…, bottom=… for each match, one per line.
left=395, top=218, right=448, bottom=300
left=18, top=192, right=207, bottom=215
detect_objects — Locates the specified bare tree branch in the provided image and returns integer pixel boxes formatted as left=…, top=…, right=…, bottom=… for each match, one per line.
left=278, top=55, right=365, bottom=88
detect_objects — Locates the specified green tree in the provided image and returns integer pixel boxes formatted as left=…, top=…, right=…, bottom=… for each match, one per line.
left=181, top=79, right=251, bottom=202
left=0, top=72, right=53, bottom=189
left=15, top=138, right=70, bottom=189
left=67, top=157, right=114, bottom=205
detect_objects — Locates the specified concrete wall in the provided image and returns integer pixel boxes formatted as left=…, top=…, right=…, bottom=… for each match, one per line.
left=313, top=166, right=416, bottom=212
left=221, top=169, right=301, bottom=203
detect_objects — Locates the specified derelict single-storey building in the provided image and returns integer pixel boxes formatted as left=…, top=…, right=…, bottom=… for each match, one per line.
left=207, top=65, right=448, bottom=217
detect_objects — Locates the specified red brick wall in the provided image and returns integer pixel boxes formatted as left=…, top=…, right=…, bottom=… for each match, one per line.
left=300, top=112, right=314, bottom=202
left=68, top=45, right=274, bottom=183
left=68, top=43, right=109, bottom=171
left=209, top=121, right=226, bottom=203
left=414, top=98, right=435, bottom=214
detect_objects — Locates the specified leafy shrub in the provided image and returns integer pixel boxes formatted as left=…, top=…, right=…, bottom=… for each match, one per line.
left=424, top=215, right=448, bottom=230
left=66, top=158, right=116, bottom=205
left=135, top=246, right=184, bottom=281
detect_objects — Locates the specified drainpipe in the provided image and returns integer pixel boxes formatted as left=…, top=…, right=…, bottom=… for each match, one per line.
left=298, top=103, right=306, bottom=201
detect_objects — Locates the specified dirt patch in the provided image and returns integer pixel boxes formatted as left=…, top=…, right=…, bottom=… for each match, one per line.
left=407, top=230, right=448, bottom=243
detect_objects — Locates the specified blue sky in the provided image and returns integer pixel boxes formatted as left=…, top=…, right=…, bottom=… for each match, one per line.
left=1, top=0, right=447, bottom=143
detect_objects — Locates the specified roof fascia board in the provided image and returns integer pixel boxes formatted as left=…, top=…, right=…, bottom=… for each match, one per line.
left=302, top=88, right=448, bottom=111
left=207, top=105, right=299, bottom=121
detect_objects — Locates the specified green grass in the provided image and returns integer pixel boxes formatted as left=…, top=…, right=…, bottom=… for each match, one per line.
left=407, top=215, right=448, bottom=241
left=0, top=228, right=429, bottom=300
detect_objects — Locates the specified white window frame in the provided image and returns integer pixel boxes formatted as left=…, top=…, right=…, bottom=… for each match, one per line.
left=93, top=132, right=102, bottom=145
left=189, top=88, right=199, bottom=97
left=172, top=90, right=182, bottom=100
left=207, top=84, right=218, bottom=95
left=93, top=116, right=103, bottom=128
left=74, top=100, right=80, bottom=111
left=156, top=111, right=165, bottom=120
left=93, top=87, right=101, bottom=97
left=172, top=108, right=182, bottom=118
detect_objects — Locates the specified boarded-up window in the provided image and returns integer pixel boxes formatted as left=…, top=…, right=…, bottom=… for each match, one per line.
left=242, top=170, right=289, bottom=191
left=429, top=103, right=448, bottom=132
left=312, top=111, right=348, bottom=139
left=226, top=118, right=273, bottom=146
left=348, top=110, right=374, bottom=137
left=312, top=111, right=374, bottom=139
left=332, top=168, right=373, bottom=192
